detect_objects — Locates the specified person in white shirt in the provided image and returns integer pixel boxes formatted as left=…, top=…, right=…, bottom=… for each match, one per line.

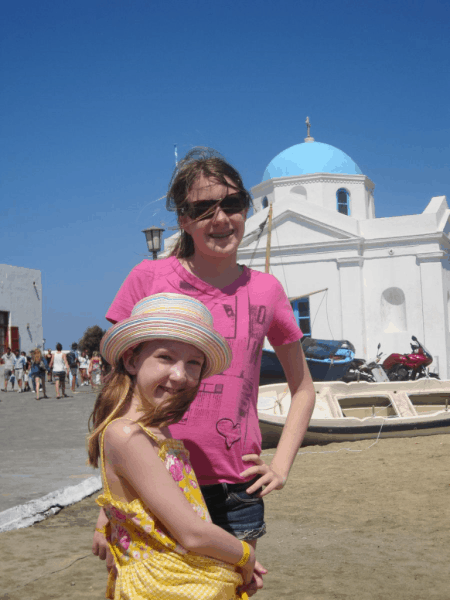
left=78, top=350, right=90, bottom=386
left=13, top=349, right=27, bottom=392
left=2, top=348, right=15, bottom=392
left=49, top=343, right=69, bottom=399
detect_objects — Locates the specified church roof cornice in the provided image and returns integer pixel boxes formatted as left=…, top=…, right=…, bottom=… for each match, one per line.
left=251, top=173, right=374, bottom=196
left=241, top=207, right=362, bottom=248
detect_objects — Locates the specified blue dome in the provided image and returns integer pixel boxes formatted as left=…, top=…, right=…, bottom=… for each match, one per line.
left=262, top=141, right=362, bottom=181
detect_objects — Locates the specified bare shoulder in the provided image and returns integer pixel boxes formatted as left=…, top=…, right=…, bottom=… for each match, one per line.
left=104, top=420, right=155, bottom=451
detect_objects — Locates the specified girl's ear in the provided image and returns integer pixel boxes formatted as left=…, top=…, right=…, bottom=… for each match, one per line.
left=123, top=348, right=138, bottom=375
left=179, top=215, right=192, bottom=235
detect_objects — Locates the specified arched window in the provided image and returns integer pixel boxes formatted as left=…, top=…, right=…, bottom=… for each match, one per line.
left=291, top=297, right=311, bottom=337
left=381, top=287, right=407, bottom=333
left=262, top=196, right=269, bottom=209
left=336, top=188, right=350, bottom=215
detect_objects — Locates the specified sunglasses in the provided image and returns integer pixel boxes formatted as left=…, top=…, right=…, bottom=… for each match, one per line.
left=183, top=192, right=250, bottom=221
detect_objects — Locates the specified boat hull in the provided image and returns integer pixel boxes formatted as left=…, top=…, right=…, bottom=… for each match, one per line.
left=258, top=379, right=450, bottom=446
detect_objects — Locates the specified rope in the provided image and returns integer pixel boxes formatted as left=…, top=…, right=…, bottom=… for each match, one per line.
left=260, top=400, right=397, bottom=458
left=247, top=215, right=269, bottom=269
left=4, top=553, right=92, bottom=593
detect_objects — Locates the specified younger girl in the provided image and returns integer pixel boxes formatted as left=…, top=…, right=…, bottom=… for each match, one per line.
left=87, top=293, right=260, bottom=599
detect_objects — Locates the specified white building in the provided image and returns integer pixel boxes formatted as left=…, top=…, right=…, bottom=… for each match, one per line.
left=238, top=131, right=450, bottom=377
left=0, top=264, right=43, bottom=354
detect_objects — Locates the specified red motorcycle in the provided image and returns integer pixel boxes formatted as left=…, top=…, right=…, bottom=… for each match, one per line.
left=382, top=336, right=439, bottom=381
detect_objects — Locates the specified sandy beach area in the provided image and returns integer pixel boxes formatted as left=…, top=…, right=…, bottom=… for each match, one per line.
left=1, top=432, right=449, bottom=600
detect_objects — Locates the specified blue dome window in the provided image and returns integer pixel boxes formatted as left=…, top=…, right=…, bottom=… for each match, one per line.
left=262, top=196, right=269, bottom=209
left=262, top=141, right=362, bottom=181
left=337, top=188, right=350, bottom=216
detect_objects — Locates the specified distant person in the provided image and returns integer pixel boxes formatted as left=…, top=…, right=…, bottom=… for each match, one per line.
left=13, top=349, right=27, bottom=393
left=49, top=343, right=69, bottom=399
left=22, top=352, right=31, bottom=392
left=78, top=350, right=90, bottom=386
left=30, top=349, right=49, bottom=400
left=45, top=349, right=53, bottom=383
left=67, top=342, right=80, bottom=392
left=1, top=347, right=15, bottom=392
left=88, top=351, right=102, bottom=391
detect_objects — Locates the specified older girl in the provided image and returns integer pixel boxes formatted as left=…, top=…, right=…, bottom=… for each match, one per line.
left=94, top=148, right=315, bottom=594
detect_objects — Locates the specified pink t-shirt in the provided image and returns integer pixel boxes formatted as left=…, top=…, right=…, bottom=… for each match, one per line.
left=106, top=256, right=302, bottom=485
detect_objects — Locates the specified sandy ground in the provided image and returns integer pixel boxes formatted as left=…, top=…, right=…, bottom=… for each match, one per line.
left=1, top=433, right=449, bottom=600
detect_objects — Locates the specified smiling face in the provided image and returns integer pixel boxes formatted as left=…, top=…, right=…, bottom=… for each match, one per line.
left=180, top=174, right=248, bottom=261
left=124, top=339, right=205, bottom=407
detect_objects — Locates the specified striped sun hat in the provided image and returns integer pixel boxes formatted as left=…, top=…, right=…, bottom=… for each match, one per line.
left=100, top=293, right=232, bottom=379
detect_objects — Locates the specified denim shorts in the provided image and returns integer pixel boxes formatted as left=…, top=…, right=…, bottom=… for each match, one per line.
left=200, top=477, right=266, bottom=541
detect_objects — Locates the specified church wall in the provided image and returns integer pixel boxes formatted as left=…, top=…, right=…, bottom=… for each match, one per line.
left=442, top=257, right=450, bottom=377
left=418, top=257, right=448, bottom=378
left=247, top=255, right=343, bottom=342
left=361, top=255, right=424, bottom=360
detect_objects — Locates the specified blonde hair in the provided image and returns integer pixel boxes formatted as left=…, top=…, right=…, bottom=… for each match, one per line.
left=86, top=346, right=203, bottom=468
left=33, top=348, right=42, bottom=362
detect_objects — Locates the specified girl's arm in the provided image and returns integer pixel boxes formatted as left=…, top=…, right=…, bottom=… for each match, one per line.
left=241, top=340, right=315, bottom=497
left=104, top=422, right=256, bottom=575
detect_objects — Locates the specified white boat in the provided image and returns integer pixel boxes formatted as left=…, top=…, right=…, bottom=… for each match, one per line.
left=258, top=378, right=450, bottom=445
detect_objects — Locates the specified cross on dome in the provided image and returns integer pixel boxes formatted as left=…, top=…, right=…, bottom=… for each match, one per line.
left=305, top=116, right=315, bottom=143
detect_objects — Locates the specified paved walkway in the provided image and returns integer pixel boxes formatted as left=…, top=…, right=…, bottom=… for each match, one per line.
left=0, top=383, right=102, bottom=530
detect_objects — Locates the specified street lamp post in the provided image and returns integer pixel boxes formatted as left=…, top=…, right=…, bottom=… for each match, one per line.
left=142, top=226, right=165, bottom=260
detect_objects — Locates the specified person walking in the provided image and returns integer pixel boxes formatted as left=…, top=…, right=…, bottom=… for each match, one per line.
left=22, top=352, right=31, bottom=392
left=49, top=343, right=69, bottom=398
left=88, top=351, right=102, bottom=391
left=67, top=342, right=80, bottom=392
left=1, top=347, right=15, bottom=392
left=13, top=349, right=26, bottom=393
left=30, top=349, right=49, bottom=400
left=45, top=349, right=53, bottom=383
left=79, top=350, right=90, bottom=386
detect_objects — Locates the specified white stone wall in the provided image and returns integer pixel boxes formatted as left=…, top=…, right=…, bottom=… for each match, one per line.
left=0, top=265, right=43, bottom=353
left=239, top=195, right=450, bottom=378
left=251, top=174, right=375, bottom=221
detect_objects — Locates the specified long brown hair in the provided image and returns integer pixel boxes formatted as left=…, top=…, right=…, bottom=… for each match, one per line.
left=86, top=346, right=203, bottom=468
left=33, top=348, right=42, bottom=363
left=167, top=147, right=251, bottom=259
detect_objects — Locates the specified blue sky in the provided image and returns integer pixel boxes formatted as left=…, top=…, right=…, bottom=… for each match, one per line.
left=2, top=0, right=449, bottom=349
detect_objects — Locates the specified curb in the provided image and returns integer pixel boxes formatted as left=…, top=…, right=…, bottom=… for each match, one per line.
left=0, top=475, right=102, bottom=533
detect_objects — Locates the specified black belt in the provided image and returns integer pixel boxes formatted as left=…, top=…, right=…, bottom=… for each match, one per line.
left=201, top=476, right=259, bottom=494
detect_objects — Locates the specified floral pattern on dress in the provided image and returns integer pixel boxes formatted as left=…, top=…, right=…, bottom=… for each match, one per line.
left=116, top=525, right=131, bottom=551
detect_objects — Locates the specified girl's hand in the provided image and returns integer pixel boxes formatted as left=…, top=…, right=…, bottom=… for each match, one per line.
left=92, top=529, right=110, bottom=561
left=240, top=454, right=286, bottom=497
left=239, top=558, right=267, bottom=597
left=238, top=544, right=256, bottom=587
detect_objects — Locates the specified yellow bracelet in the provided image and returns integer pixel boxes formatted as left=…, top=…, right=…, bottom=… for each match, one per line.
left=235, top=541, right=251, bottom=568
left=95, top=526, right=107, bottom=535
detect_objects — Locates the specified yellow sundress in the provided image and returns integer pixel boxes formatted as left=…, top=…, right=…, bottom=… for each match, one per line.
left=96, top=420, right=248, bottom=600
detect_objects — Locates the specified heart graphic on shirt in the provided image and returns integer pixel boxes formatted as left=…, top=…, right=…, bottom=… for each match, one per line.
left=216, top=419, right=241, bottom=449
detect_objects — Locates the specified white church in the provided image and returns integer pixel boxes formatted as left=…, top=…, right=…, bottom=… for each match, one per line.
left=238, top=122, right=450, bottom=378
